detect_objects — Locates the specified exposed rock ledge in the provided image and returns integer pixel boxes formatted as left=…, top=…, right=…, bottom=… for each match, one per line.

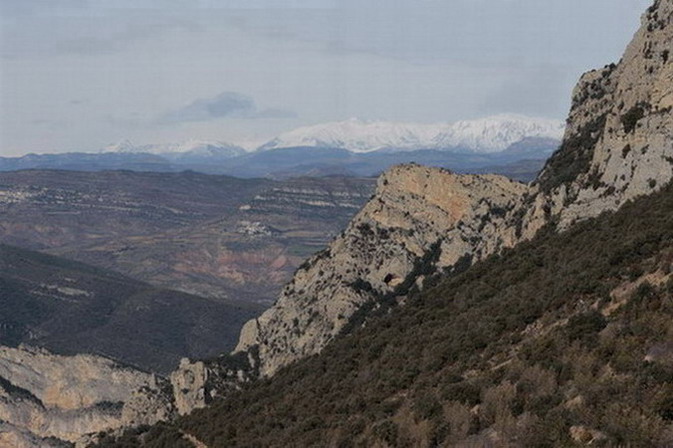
left=0, top=345, right=174, bottom=445
left=235, top=164, right=528, bottom=377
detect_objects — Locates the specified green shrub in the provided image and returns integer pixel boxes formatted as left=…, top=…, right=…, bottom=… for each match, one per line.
left=621, top=104, right=647, bottom=133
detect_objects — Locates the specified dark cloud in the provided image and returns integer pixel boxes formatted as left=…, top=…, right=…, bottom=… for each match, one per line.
left=161, top=92, right=296, bottom=123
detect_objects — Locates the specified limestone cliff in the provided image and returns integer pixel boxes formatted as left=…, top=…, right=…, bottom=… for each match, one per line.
left=531, top=0, right=673, bottom=231
left=169, top=351, right=258, bottom=416
left=0, top=345, right=174, bottom=445
left=235, top=165, right=527, bottom=377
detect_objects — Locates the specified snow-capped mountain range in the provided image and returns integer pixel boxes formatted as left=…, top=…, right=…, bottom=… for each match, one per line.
left=259, top=115, right=565, bottom=153
left=258, top=119, right=441, bottom=153
left=2, top=115, right=564, bottom=180
left=100, top=115, right=564, bottom=156
left=430, top=115, right=565, bottom=153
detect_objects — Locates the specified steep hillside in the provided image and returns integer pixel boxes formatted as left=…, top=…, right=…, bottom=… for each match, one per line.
left=102, top=162, right=673, bottom=447
left=0, top=244, right=260, bottom=374
left=90, top=0, right=673, bottom=441
left=9, top=1, right=665, bottom=446
left=230, top=0, right=673, bottom=380
left=110, top=0, right=673, bottom=419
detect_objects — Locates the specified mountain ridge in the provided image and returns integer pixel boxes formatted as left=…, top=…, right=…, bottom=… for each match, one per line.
left=151, top=0, right=673, bottom=419
left=0, top=137, right=560, bottom=182
left=258, top=114, right=565, bottom=153
left=100, top=139, right=246, bottom=160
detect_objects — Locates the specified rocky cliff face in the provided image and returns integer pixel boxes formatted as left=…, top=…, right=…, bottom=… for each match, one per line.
left=235, top=165, right=527, bottom=376
left=169, top=350, right=258, bottom=416
left=0, top=345, right=174, bottom=445
left=531, top=0, right=673, bottom=231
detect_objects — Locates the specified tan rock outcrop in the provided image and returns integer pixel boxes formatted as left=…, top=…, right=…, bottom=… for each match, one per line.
left=0, top=345, right=174, bottom=444
left=236, top=165, right=528, bottom=377
left=170, top=359, right=209, bottom=416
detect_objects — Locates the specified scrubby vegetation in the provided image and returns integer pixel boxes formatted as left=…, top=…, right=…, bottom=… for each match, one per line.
left=100, top=182, right=673, bottom=446
left=621, top=103, right=648, bottom=134
left=536, top=113, right=607, bottom=194
left=95, top=423, right=194, bottom=448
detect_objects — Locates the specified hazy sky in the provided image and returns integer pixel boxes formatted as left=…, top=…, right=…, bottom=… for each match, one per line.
left=0, top=0, right=652, bottom=156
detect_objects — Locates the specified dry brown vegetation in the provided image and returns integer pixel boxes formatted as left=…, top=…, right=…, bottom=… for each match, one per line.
left=96, top=180, right=673, bottom=446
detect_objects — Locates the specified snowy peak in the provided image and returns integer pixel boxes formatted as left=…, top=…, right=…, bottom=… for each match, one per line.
left=432, top=114, right=565, bottom=153
left=102, top=139, right=137, bottom=153
left=153, top=140, right=246, bottom=158
left=100, top=139, right=246, bottom=158
left=259, top=115, right=565, bottom=153
left=259, top=118, right=441, bottom=153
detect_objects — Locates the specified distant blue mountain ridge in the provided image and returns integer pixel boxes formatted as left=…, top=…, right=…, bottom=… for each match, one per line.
left=0, top=137, right=559, bottom=182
